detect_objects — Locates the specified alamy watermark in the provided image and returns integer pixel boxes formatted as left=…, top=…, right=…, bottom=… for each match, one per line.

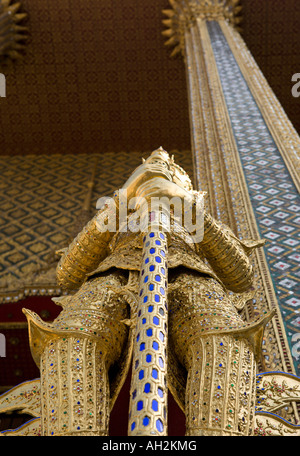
left=0, top=73, right=6, bottom=97
left=95, top=190, right=205, bottom=243
left=292, top=73, right=300, bottom=98
left=0, top=333, right=6, bottom=357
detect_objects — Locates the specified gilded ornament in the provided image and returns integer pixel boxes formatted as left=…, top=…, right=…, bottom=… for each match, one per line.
left=162, top=0, right=243, bottom=57
left=0, top=0, right=28, bottom=61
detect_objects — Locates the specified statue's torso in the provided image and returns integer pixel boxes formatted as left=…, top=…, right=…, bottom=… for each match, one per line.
left=87, top=215, right=220, bottom=283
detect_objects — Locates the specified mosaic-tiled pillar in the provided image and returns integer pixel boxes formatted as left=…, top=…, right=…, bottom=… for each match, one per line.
left=128, top=213, right=168, bottom=436
left=162, top=0, right=300, bottom=423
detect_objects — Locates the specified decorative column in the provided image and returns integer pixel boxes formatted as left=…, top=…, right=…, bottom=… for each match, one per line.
left=162, top=0, right=300, bottom=424
left=128, top=211, right=169, bottom=436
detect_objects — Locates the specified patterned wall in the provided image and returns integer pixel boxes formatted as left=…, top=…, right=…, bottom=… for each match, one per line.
left=0, top=0, right=299, bottom=156
left=0, top=0, right=190, bottom=155
left=241, top=0, right=300, bottom=136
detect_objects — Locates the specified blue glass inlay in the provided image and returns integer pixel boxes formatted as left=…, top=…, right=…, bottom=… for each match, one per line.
left=139, top=370, right=144, bottom=380
left=153, top=341, right=159, bottom=350
left=156, top=419, right=163, bottom=432
left=137, top=401, right=143, bottom=411
left=152, top=399, right=158, bottom=412
left=152, top=369, right=158, bottom=379
left=144, top=383, right=151, bottom=393
left=143, top=416, right=150, bottom=426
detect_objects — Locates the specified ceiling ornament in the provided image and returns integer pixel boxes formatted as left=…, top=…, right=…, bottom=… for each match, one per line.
left=0, top=0, right=28, bottom=62
left=162, top=0, right=243, bottom=57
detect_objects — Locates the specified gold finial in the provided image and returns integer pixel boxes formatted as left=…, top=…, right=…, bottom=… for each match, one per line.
left=0, top=0, right=28, bottom=61
left=162, top=0, right=243, bottom=58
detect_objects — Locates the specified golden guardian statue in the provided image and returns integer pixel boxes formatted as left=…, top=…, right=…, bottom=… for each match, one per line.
left=1, top=148, right=300, bottom=437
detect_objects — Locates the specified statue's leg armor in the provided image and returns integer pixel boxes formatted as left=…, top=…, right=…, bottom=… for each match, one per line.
left=184, top=333, right=256, bottom=436
left=168, top=272, right=260, bottom=436
left=40, top=334, right=110, bottom=436
left=25, top=271, right=129, bottom=436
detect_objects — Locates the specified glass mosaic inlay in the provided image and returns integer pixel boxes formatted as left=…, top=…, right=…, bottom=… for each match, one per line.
left=207, top=20, right=300, bottom=375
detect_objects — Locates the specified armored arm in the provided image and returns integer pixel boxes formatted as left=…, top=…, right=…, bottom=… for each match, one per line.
left=198, top=211, right=265, bottom=293
left=56, top=195, right=119, bottom=290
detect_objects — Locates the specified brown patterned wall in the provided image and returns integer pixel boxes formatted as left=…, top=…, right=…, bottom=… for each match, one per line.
left=0, top=0, right=299, bottom=156
left=241, top=0, right=300, bottom=135
left=0, top=0, right=190, bottom=155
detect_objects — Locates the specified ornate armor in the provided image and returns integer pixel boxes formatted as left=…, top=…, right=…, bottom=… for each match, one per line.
left=3, top=148, right=294, bottom=437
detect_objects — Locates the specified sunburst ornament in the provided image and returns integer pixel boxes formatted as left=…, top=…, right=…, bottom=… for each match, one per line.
left=162, top=0, right=243, bottom=57
left=0, top=0, right=28, bottom=62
